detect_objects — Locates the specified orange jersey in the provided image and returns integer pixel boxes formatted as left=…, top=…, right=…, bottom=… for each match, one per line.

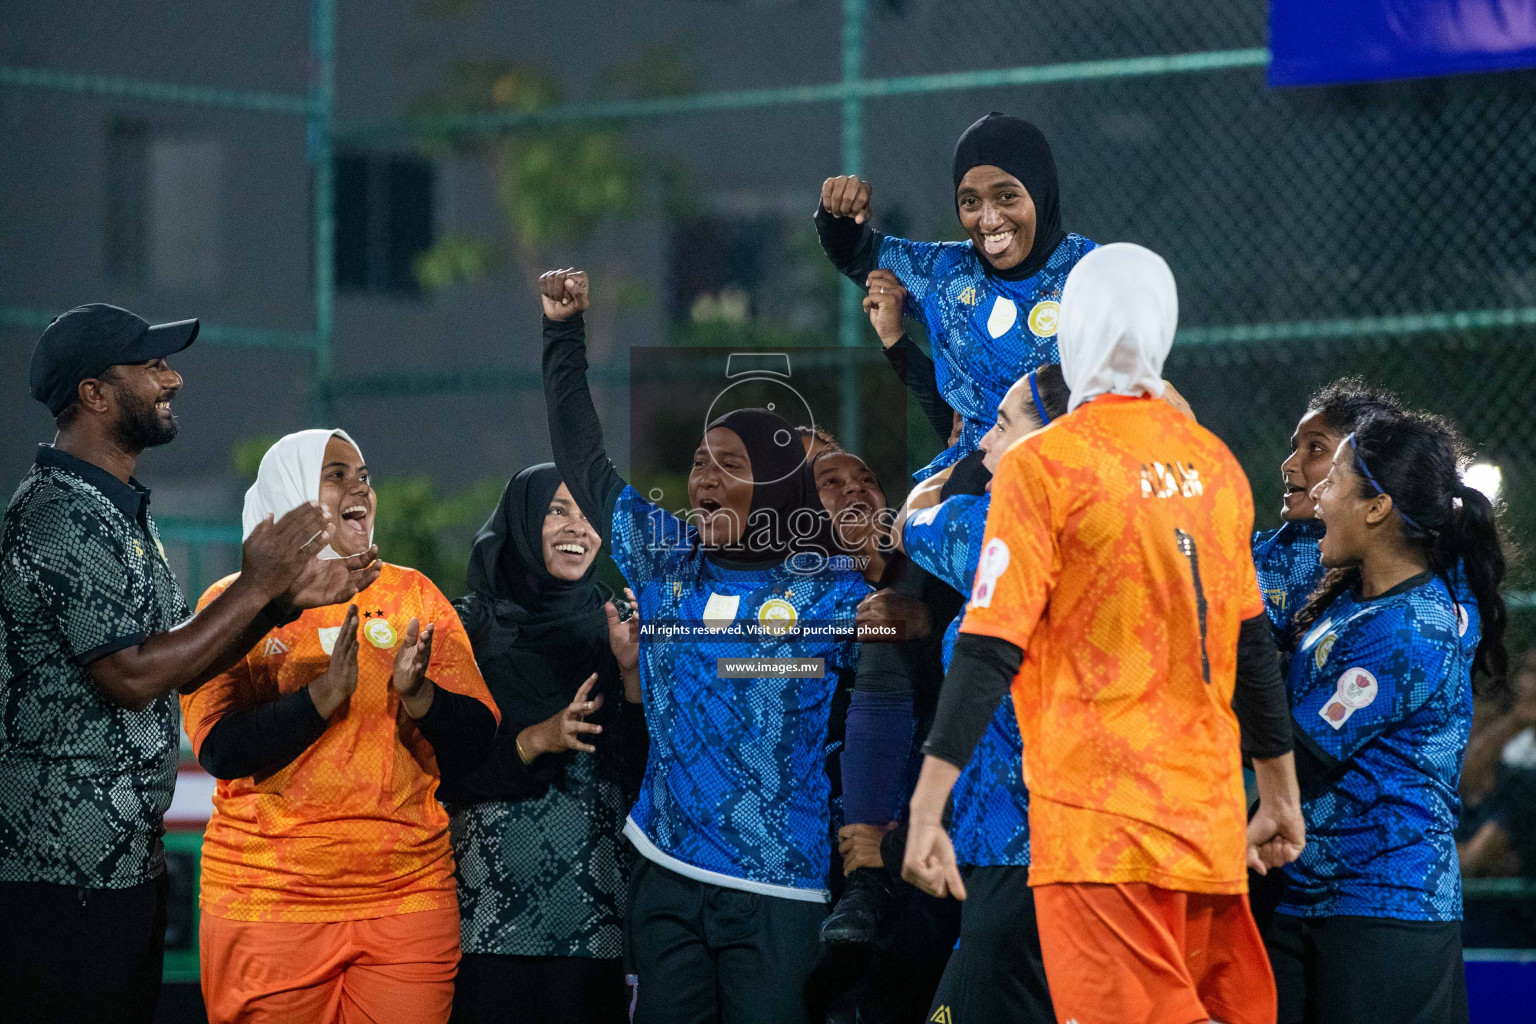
left=183, top=563, right=498, bottom=922
left=960, top=395, right=1264, bottom=894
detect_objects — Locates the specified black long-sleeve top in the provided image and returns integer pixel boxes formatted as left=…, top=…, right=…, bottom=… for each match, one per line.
left=815, top=203, right=884, bottom=284
left=542, top=314, right=626, bottom=542
left=199, top=683, right=497, bottom=782
left=883, top=336, right=954, bottom=444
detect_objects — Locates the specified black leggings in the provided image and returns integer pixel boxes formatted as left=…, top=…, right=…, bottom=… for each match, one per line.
left=1264, top=911, right=1468, bottom=1024
left=451, top=952, right=629, bottom=1024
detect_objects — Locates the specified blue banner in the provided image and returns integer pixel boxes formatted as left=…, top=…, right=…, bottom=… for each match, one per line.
left=1270, top=0, right=1536, bottom=86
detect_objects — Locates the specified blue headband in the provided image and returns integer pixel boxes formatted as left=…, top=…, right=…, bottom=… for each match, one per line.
left=1027, top=371, right=1052, bottom=427
left=1345, top=432, right=1431, bottom=536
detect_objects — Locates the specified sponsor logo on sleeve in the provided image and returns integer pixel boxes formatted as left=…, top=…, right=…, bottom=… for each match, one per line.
left=1320, top=666, right=1377, bottom=730
left=971, top=538, right=1011, bottom=609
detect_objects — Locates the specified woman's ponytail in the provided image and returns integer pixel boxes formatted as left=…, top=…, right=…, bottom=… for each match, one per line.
left=1443, top=479, right=1509, bottom=698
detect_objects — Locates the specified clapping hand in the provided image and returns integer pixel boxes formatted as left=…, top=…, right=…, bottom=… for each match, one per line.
left=240, top=503, right=333, bottom=601
left=309, top=604, right=359, bottom=718
left=284, top=545, right=382, bottom=610
left=391, top=618, right=436, bottom=719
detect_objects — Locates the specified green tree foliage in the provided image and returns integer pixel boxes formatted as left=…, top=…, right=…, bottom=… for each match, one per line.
left=407, top=40, right=698, bottom=293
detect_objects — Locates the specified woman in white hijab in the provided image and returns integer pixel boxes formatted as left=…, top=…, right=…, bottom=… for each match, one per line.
left=182, top=429, right=501, bottom=1024
left=903, top=243, right=1303, bottom=1024
left=241, top=429, right=375, bottom=558
left=1055, top=240, right=1177, bottom=412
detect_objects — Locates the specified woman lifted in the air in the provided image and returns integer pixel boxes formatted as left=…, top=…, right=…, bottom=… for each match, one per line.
left=815, top=111, right=1096, bottom=479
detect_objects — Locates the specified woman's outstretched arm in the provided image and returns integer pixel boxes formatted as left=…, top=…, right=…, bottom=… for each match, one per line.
left=540, top=270, right=626, bottom=542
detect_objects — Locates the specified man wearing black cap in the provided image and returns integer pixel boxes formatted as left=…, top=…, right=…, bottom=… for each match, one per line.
left=0, top=304, right=381, bottom=1023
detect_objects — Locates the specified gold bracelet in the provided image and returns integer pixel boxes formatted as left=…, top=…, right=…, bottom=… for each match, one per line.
left=515, top=734, right=535, bottom=766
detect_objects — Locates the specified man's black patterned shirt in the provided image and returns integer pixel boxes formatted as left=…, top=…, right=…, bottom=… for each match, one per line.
left=0, top=445, right=189, bottom=888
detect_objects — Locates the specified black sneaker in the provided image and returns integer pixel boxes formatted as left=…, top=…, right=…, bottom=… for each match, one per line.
left=819, top=867, right=894, bottom=946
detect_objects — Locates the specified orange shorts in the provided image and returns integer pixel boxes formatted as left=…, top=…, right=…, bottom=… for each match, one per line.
left=1034, top=882, right=1275, bottom=1024
left=199, top=905, right=460, bottom=1024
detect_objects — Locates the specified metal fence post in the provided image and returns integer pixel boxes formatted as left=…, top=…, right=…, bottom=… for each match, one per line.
left=309, top=0, right=337, bottom=425
left=838, top=0, right=866, bottom=455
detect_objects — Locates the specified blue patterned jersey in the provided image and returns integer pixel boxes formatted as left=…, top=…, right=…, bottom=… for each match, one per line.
left=1253, top=520, right=1481, bottom=664
left=1280, top=575, right=1472, bottom=921
left=880, top=233, right=1095, bottom=478
left=608, top=487, right=869, bottom=901
left=1253, top=519, right=1325, bottom=640
left=904, top=494, right=1031, bottom=867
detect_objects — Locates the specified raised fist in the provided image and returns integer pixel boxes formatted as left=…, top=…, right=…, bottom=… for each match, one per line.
left=820, top=175, right=872, bottom=224
left=862, top=269, right=907, bottom=347
left=540, top=268, right=589, bottom=321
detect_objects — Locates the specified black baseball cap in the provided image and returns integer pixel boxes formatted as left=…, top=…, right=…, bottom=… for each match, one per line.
left=29, top=303, right=199, bottom=416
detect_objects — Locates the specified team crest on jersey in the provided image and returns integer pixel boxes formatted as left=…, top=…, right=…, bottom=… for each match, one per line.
left=1027, top=299, right=1061, bottom=337
left=1456, top=603, right=1471, bottom=637
left=1313, top=633, right=1338, bottom=670
left=1320, top=666, right=1377, bottom=730
left=971, top=538, right=1011, bottom=608
left=758, top=597, right=797, bottom=635
left=986, top=296, right=1018, bottom=338
left=1302, top=617, right=1333, bottom=651
left=317, top=626, right=340, bottom=655
left=364, top=617, right=396, bottom=649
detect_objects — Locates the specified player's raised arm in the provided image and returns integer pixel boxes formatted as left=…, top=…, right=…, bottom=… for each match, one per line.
left=540, top=269, right=626, bottom=542
left=814, top=173, right=883, bottom=284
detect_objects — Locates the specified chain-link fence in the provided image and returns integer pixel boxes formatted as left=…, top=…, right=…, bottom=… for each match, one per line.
left=5, top=0, right=1534, bottom=592
left=6, top=1, right=1536, bottom=985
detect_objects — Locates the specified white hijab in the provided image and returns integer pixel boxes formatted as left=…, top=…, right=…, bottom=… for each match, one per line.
left=242, top=428, right=368, bottom=559
left=1057, top=242, right=1178, bottom=413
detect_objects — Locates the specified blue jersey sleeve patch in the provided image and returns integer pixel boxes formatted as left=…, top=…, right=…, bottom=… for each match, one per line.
left=1292, top=593, right=1461, bottom=764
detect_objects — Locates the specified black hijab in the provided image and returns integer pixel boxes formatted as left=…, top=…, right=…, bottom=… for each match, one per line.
left=454, top=463, right=610, bottom=730
left=952, top=112, right=1066, bottom=282
left=702, top=407, right=836, bottom=567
